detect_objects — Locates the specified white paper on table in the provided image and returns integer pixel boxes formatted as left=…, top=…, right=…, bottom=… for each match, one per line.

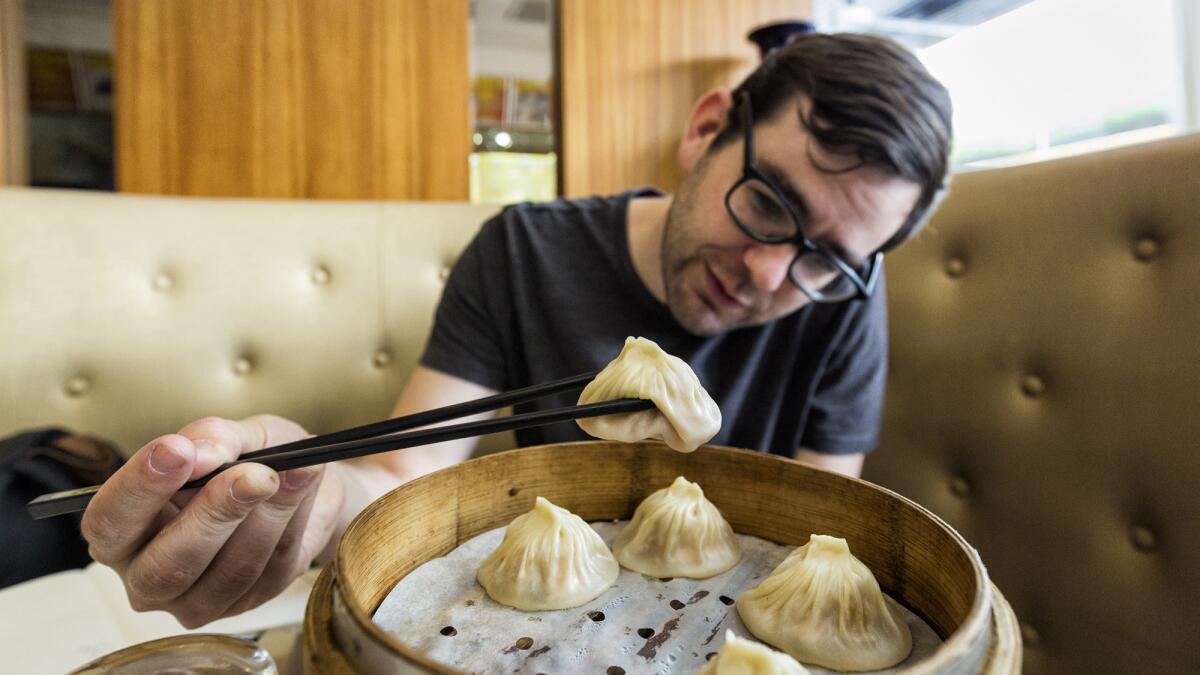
left=0, top=562, right=318, bottom=674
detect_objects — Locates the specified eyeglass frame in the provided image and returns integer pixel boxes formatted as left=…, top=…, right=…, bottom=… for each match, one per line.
left=722, top=91, right=883, bottom=302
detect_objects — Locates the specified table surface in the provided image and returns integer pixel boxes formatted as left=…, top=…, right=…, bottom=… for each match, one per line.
left=0, top=562, right=318, bottom=673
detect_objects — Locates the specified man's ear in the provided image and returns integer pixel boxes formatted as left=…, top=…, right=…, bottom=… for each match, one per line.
left=677, top=88, right=735, bottom=172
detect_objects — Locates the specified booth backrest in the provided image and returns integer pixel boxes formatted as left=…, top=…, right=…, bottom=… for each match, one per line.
left=0, top=188, right=497, bottom=452
left=866, top=133, right=1200, bottom=674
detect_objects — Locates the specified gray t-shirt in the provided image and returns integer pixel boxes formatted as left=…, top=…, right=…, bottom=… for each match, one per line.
left=420, top=189, right=888, bottom=457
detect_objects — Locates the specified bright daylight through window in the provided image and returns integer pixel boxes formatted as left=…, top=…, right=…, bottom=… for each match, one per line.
left=818, top=0, right=1194, bottom=168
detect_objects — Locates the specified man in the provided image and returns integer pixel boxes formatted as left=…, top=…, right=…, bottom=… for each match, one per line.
left=80, top=33, right=951, bottom=627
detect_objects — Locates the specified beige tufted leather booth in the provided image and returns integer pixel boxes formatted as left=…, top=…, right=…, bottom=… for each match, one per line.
left=865, top=133, right=1200, bottom=674
left=2, top=134, right=1199, bottom=674
left=0, top=188, right=499, bottom=452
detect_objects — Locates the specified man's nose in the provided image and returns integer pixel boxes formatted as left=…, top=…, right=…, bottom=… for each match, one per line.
left=742, top=243, right=794, bottom=292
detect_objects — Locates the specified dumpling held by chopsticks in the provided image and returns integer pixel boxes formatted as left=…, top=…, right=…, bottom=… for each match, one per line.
left=576, top=336, right=721, bottom=453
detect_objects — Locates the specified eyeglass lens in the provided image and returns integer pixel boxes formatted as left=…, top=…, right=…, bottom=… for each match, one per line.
left=728, top=178, right=795, bottom=241
left=728, top=179, right=859, bottom=300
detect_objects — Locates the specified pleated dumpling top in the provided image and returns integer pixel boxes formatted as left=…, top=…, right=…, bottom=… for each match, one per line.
left=477, top=497, right=619, bottom=611
left=737, top=534, right=912, bottom=671
left=613, top=476, right=741, bottom=578
left=577, top=336, right=721, bottom=453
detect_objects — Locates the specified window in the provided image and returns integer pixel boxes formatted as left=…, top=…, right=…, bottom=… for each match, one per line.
left=469, top=0, right=557, bottom=203
left=817, top=0, right=1196, bottom=168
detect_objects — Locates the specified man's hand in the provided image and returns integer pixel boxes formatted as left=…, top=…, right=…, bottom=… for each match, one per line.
left=81, top=415, right=344, bottom=628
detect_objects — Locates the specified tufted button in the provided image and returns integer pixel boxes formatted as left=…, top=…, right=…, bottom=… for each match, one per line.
left=1020, top=374, right=1045, bottom=398
left=372, top=350, right=392, bottom=369
left=1020, top=622, right=1040, bottom=647
left=151, top=271, right=174, bottom=292
left=945, top=257, right=966, bottom=278
left=438, top=265, right=452, bottom=282
left=1130, top=526, right=1158, bottom=552
left=232, top=357, right=254, bottom=376
left=310, top=266, right=331, bottom=286
left=1132, top=236, right=1161, bottom=262
left=64, top=376, right=91, bottom=397
left=949, top=476, right=971, bottom=498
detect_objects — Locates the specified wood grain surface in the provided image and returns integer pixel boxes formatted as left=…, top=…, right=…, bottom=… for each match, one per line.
left=557, top=0, right=810, bottom=197
left=0, top=0, right=26, bottom=186
left=113, top=0, right=469, bottom=199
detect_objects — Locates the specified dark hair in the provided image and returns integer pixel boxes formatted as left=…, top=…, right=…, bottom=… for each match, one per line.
left=711, top=33, right=953, bottom=251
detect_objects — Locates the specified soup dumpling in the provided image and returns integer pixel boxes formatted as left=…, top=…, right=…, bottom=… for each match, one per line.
left=737, top=534, right=912, bottom=671
left=613, top=476, right=741, bottom=578
left=477, top=497, right=619, bottom=611
left=577, top=336, right=720, bottom=453
left=698, top=630, right=811, bottom=675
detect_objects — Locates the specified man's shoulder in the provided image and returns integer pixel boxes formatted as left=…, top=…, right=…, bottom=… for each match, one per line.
left=491, top=188, right=662, bottom=230
left=496, top=193, right=621, bottom=223
left=477, top=192, right=646, bottom=261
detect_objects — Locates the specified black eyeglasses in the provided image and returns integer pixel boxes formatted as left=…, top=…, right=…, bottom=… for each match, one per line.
left=723, top=93, right=882, bottom=303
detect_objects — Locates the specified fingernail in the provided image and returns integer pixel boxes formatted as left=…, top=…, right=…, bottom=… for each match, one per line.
left=149, top=443, right=187, bottom=475
left=282, top=469, right=317, bottom=491
left=231, top=473, right=277, bottom=504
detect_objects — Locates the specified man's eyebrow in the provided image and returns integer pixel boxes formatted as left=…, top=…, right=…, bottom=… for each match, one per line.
left=760, top=162, right=865, bottom=268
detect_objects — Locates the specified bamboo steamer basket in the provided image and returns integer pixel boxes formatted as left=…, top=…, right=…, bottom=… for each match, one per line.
left=303, top=441, right=1021, bottom=674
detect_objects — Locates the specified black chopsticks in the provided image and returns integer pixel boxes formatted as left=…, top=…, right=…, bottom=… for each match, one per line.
left=27, top=371, right=652, bottom=520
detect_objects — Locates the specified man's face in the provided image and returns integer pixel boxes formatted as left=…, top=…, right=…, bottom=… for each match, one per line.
left=661, top=101, right=922, bottom=336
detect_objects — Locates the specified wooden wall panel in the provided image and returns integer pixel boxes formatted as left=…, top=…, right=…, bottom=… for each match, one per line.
left=558, top=0, right=810, bottom=197
left=0, top=0, right=27, bottom=186
left=114, top=0, right=469, bottom=200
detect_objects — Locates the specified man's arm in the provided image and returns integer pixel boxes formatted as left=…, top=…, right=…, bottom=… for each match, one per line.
left=317, top=366, right=501, bottom=560
left=793, top=447, right=864, bottom=478
left=353, top=365, right=499, bottom=482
